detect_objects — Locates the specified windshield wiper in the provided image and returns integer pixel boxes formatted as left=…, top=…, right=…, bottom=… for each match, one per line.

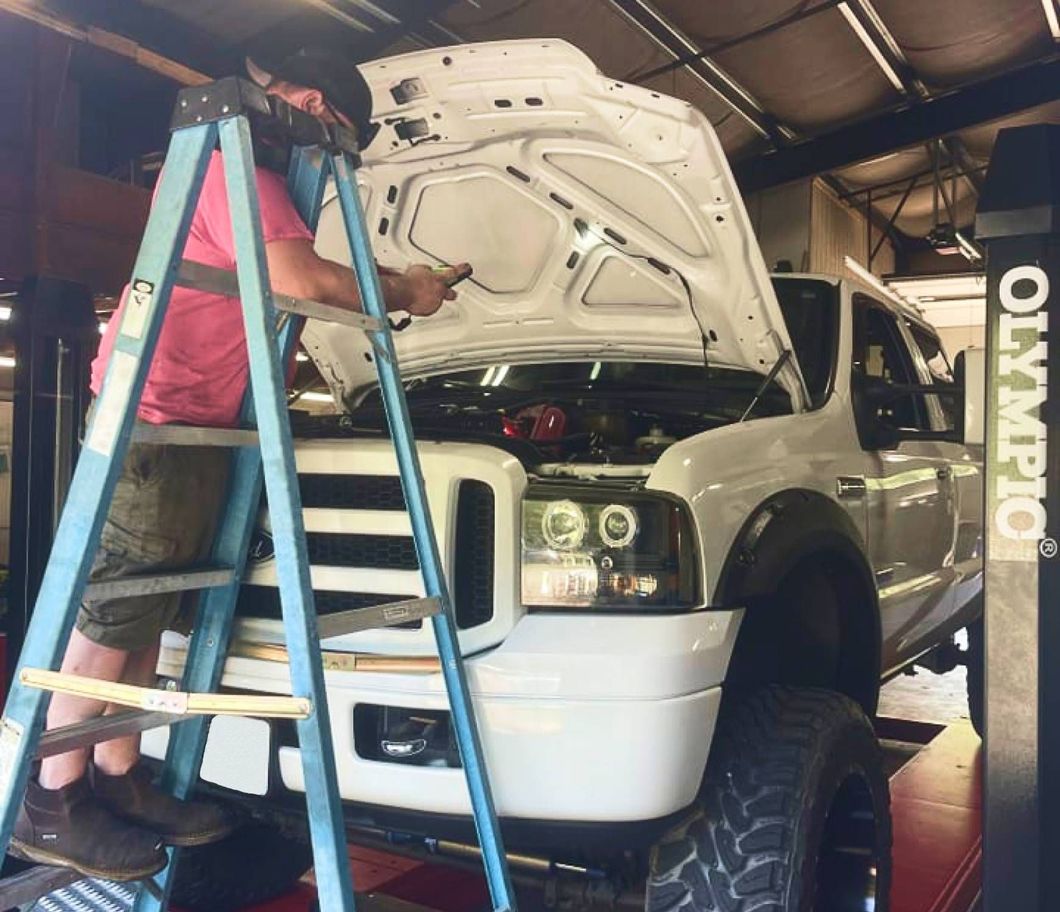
left=739, top=349, right=793, bottom=423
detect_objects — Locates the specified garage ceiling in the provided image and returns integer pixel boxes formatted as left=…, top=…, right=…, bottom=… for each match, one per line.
left=23, top=0, right=1060, bottom=248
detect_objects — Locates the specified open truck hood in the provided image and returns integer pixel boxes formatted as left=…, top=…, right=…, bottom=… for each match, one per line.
left=307, top=39, right=807, bottom=408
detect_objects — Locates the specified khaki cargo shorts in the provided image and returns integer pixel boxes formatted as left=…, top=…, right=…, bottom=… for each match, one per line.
left=76, top=419, right=230, bottom=652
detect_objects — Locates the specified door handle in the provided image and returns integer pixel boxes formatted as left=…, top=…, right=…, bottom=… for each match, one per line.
left=836, top=476, right=868, bottom=499
left=936, top=466, right=951, bottom=481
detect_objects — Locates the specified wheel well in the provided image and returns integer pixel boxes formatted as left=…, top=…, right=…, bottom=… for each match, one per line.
left=725, top=550, right=880, bottom=716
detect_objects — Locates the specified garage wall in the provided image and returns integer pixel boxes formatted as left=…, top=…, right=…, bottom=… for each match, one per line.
left=809, top=180, right=896, bottom=278
left=746, top=177, right=895, bottom=279
left=937, top=324, right=985, bottom=357
left=744, top=180, right=812, bottom=271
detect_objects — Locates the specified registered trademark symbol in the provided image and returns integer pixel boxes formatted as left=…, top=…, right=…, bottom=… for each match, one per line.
left=1041, top=538, right=1058, bottom=559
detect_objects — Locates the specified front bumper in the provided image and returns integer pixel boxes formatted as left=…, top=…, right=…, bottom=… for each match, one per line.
left=149, top=610, right=741, bottom=824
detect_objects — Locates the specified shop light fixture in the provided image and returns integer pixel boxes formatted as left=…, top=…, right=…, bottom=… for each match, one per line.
left=837, top=1, right=906, bottom=93
left=1043, top=0, right=1060, bottom=39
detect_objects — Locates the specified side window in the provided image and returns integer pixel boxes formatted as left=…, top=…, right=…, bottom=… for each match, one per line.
left=852, top=297, right=929, bottom=432
left=907, top=322, right=957, bottom=431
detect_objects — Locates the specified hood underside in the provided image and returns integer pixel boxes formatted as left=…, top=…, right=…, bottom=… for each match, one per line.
left=307, top=39, right=806, bottom=408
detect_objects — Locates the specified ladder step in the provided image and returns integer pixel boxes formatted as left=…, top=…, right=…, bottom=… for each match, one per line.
left=38, top=710, right=183, bottom=758
left=20, top=669, right=313, bottom=719
left=176, top=260, right=384, bottom=332
left=84, top=567, right=235, bottom=602
left=132, top=423, right=259, bottom=447
left=0, top=863, right=81, bottom=910
left=317, top=596, right=442, bottom=639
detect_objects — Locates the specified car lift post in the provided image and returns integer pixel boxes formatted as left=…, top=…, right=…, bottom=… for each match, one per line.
left=975, top=123, right=1060, bottom=912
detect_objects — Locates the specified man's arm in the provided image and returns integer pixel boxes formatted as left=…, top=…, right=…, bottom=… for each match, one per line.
left=266, top=238, right=465, bottom=317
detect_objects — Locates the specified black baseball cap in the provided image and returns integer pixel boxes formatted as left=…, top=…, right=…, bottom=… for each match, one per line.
left=246, top=49, right=379, bottom=150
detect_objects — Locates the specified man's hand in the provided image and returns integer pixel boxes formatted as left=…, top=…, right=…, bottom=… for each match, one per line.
left=266, top=238, right=468, bottom=319
left=388, top=263, right=468, bottom=317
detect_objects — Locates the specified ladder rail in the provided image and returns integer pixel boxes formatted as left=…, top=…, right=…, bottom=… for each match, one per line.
left=216, top=115, right=357, bottom=912
left=132, top=142, right=333, bottom=912
left=0, top=123, right=218, bottom=861
left=331, top=151, right=518, bottom=912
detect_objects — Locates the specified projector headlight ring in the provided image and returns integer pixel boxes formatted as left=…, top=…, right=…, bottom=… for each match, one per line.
left=541, top=499, right=587, bottom=550
left=599, top=504, right=638, bottom=548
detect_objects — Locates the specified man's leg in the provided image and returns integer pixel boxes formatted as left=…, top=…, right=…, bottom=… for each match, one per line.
left=38, top=630, right=131, bottom=789
left=12, top=630, right=167, bottom=880
left=86, top=443, right=235, bottom=848
left=93, top=643, right=159, bottom=777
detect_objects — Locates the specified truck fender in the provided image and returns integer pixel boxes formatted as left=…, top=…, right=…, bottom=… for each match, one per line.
left=714, top=489, right=882, bottom=714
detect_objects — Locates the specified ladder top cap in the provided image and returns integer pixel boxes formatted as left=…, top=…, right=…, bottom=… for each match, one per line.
left=171, top=76, right=360, bottom=158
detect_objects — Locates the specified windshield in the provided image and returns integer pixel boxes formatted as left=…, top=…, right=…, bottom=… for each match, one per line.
left=771, top=277, right=840, bottom=408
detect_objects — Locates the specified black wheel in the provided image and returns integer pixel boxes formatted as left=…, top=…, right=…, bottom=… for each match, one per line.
left=171, top=823, right=313, bottom=911
left=966, top=615, right=984, bottom=738
left=647, top=686, right=891, bottom=912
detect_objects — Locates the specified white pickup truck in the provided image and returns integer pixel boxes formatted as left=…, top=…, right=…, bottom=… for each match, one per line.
left=151, top=39, right=985, bottom=912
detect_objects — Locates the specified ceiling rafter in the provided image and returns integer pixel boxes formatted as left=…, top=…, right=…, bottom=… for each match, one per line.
left=297, top=0, right=375, bottom=33
left=605, top=0, right=795, bottom=146
left=836, top=0, right=926, bottom=98
left=734, top=54, right=1060, bottom=192
left=836, top=0, right=985, bottom=203
left=628, top=0, right=844, bottom=83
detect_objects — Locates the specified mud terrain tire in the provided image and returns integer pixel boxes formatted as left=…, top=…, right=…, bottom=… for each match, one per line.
left=647, top=686, right=891, bottom=912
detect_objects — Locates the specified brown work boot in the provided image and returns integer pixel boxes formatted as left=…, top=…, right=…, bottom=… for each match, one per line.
left=91, top=763, right=235, bottom=848
left=10, top=776, right=167, bottom=881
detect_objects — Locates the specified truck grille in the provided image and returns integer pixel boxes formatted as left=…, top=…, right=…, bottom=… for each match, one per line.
left=236, top=474, right=496, bottom=633
left=306, top=533, right=418, bottom=570
left=454, top=480, right=494, bottom=629
left=236, top=588, right=418, bottom=626
left=299, top=474, right=406, bottom=510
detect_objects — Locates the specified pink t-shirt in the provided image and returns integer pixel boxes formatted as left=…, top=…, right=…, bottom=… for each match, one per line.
left=91, top=151, right=314, bottom=427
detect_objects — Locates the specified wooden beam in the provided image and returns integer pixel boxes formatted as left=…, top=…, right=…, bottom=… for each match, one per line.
left=0, top=0, right=211, bottom=86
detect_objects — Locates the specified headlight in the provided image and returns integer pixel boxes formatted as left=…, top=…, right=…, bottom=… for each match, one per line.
left=521, top=488, right=699, bottom=611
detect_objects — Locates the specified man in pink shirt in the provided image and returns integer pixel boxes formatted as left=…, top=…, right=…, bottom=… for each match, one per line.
left=12, top=50, right=467, bottom=879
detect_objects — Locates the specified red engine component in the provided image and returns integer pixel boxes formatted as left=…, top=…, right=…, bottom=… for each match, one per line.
left=516, top=405, right=567, bottom=441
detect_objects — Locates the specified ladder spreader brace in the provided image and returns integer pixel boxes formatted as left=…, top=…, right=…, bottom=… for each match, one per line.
left=0, top=77, right=516, bottom=912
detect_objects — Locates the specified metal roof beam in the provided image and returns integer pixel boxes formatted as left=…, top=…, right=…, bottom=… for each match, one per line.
left=629, top=0, right=843, bottom=83
left=734, top=54, right=1060, bottom=192
left=606, top=0, right=795, bottom=146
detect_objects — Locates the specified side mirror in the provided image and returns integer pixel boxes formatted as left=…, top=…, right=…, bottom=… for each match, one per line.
left=851, top=374, right=902, bottom=449
left=955, top=348, right=984, bottom=446
left=852, top=373, right=965, bottom=448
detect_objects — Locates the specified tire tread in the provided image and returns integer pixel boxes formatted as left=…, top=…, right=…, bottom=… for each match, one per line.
left=646, top=686, right=891, bottom=912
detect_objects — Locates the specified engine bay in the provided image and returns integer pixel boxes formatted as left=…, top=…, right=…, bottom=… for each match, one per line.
left=294, top=360, right=792, bottom=472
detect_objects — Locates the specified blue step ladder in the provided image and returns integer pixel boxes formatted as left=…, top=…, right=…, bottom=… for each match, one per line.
left=0, top=77, right=516, bottom=912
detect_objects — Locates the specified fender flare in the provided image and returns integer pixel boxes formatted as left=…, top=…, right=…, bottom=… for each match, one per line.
left=714, top=488, right=882, bottom=713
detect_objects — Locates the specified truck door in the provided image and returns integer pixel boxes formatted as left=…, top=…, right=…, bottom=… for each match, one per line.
left=850, top=296, right=958, bottom=672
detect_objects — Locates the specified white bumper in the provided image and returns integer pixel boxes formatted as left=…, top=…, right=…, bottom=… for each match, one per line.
left=150, top=610, right=740, bottom=822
